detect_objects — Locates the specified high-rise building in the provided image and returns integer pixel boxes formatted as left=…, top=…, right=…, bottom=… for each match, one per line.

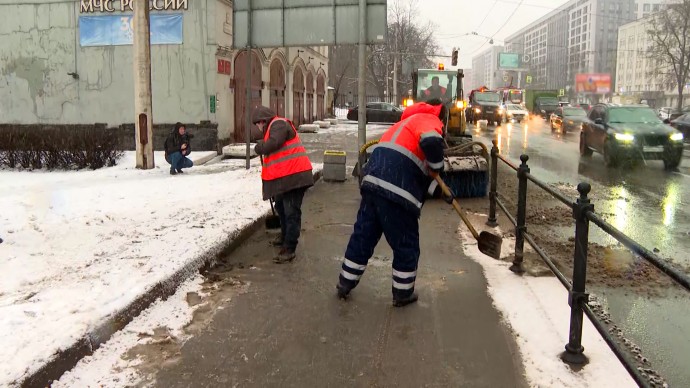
left=503, top=0, right=659, bottom=96
left=471, top=46, right=505, bottom=90
left=636, top=1, right=667, bottom=18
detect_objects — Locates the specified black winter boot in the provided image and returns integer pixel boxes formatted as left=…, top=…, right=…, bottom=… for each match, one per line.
left=273, top=248, right=296, bottom=263
left=393, top=292, right=418, bottom=307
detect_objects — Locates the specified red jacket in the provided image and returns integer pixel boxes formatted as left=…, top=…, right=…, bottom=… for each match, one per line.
left=361, top=102, right=446, bottom=216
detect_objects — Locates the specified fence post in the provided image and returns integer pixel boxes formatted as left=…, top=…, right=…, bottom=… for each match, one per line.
left=510, top=154, right=529, bottom=274
left=486, top=139, right=499, bottom=227
left=561, top=182, right=593, bottom=365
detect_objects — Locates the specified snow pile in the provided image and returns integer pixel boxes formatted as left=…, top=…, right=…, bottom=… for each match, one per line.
left=459, top=228, right=636, bottom=387
left=0, top=152, right=273, bottom=386
left=53, top=275, right=208, bottom=388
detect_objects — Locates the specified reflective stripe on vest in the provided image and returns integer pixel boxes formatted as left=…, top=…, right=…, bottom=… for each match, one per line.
left=362, top=175, right=423, bottom=209
left=261, top=118, right=312, bottom=181
left=364, top=113, right=443, bottom=209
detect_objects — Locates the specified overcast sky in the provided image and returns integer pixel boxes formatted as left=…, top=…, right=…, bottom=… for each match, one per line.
left=410, top=0, right=570, bottom=68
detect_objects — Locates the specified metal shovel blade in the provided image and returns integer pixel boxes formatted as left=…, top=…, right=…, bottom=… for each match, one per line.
left=265, top=215, right=281, bottom=230
left=478, top=231, right=503, bottom=260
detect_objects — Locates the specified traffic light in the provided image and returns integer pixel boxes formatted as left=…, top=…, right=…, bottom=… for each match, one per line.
left=451, top=49, right=458, bottom=66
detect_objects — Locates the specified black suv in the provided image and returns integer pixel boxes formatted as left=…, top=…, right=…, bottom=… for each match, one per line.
left=580, top=104, right=684, bottom=169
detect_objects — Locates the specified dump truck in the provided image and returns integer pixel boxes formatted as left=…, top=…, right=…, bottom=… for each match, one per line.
left=525, top=90, right=560, bottom=118
left=465, top=87, right=504, bottom=126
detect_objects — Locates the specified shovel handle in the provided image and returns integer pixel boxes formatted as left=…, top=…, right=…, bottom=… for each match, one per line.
left=259, top=155, right=278, bottom=216
left=434, top=175, right=481, bottom=240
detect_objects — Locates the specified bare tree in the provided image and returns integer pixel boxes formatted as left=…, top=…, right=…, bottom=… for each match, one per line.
left=328, top=0, right=440, bottom=104
left=329, top=46, right=356, bottom=107
left=367, top=0, right=440, bottom=102
left=648, top=0, right=690, bottom=110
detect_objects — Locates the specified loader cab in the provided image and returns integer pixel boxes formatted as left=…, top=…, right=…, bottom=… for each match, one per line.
left=408, top=67, right=466, bottom=137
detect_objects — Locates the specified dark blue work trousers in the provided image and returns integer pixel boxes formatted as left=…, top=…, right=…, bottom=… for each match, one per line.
left=340, top=192, right=420, bottom=299
left=274, top=187, right=307, bottom=251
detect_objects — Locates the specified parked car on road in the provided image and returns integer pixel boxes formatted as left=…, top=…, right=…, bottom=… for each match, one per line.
left=503, top=104, right=528, bottom=123
left=580, top=104, right=684, bottom=169
left=669, top=113, right=690, bottom=141
left=346, top=102, right=403, bottom=123
left=657, top=107, right=684, bottom=121
left=550, top=106, right=588, bottom=133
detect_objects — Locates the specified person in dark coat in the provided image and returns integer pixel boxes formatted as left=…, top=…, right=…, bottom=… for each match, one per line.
left=165, top=122, right=193, bottom=175
left=252, top=106, right=314, bottom=263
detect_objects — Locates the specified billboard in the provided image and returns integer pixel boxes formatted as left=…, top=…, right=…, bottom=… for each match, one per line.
left=79, top=14, right=183, bottom=46
left=575, top=73, right=611, bottom=94
left=233, top=0, right=387, bottom=48
left=498, top=53, right=520, bottom=69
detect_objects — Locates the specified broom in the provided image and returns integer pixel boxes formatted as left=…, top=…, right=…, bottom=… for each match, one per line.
left=440, top=141, right=490, bottom=199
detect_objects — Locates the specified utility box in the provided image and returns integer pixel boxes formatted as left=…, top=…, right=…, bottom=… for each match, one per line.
left=323, top=150, right=347, bottom=182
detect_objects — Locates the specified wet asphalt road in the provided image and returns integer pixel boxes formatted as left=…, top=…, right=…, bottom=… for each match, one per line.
left=467, top=118, right=690, bottom=387
left=471, top=118, right=690, bottom=266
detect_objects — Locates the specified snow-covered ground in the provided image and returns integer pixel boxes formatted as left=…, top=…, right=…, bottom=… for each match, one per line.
left=0, top=151, right=308, bottom=386
left=53, top=275, right=208, bottom=388
left=459, top=227, right=637, bottom=387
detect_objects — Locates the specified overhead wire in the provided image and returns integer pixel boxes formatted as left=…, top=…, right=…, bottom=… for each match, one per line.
left=471, top=0, right=525, bottom=56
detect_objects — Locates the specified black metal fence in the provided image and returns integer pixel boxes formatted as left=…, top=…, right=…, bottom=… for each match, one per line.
left=487, top=140, right=690, bottom=388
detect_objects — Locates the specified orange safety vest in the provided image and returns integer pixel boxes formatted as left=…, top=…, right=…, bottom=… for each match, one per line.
left=261, top=118, right=312, bottom=181
left=376, top=113, right=444, bottom=170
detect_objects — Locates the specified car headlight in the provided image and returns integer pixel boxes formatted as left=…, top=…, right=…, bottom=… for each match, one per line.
left=614, top=133, right=635, bottom=142
left=475, top=108, right=481, bottom=113
left=671, top=132, right=684, bottom=142
left=568, top=120, right=574, bottom=124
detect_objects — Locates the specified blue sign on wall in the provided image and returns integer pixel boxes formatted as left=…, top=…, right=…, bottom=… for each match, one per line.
left=79, top=14, right=183, bottom=47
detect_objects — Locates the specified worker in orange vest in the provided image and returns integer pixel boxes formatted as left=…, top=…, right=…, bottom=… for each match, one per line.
left=336, top=99, right=447, bottom=307
left=252, top=106, right=314, bottom=264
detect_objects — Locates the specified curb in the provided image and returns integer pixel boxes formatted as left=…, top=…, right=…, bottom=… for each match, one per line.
left=193, top=152, right=219, bottom=166
left=20, top=170, right=323, bottom=388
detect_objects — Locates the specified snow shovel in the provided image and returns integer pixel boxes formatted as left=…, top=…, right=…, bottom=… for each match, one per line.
left=434, top=175, right=503, bottom=260
left=259, top=155, right=281, bottom=230
left=266, top=198, right=281, bottom=230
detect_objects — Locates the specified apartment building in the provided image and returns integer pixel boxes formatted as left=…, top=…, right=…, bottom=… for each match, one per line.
left=616, top=14, right=688, bottom=108
left=471, top=46, right=505, bottom=90
left=503, top=0, right=661, bottom=95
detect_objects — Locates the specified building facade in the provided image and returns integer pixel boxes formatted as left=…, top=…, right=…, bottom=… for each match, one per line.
left=616, top=15, right=687, bottom=108
left=471, top=46, right=505, bottom=90
left=504, top=0, right=662, bottom=97
left=0, top=0, right=329, bottom=144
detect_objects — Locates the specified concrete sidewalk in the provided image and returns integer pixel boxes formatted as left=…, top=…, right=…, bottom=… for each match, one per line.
left=153, top=176, right=527, bottom=387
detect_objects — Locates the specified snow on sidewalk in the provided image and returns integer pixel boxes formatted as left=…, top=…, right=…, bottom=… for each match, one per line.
left=0, top=152, right=287, bottom=386
left=459, top=228, right=637, bottom=387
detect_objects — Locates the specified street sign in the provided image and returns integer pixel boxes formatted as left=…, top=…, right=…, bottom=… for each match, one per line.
left=233, top=0, right=387, bottom=48
left=526, top=75, right=532, bottom=84
left=210, top=95, right=216, bottom=114
left=558, top=89, right=565, bottom=97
